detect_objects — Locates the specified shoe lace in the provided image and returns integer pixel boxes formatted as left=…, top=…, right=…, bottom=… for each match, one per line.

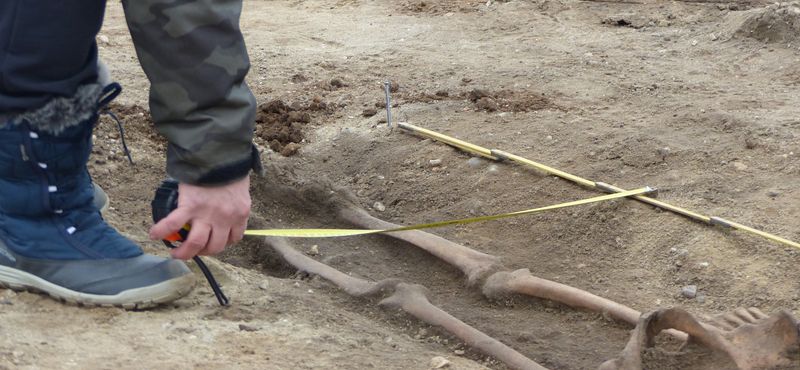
left=97, top=83, right=134, bottom=166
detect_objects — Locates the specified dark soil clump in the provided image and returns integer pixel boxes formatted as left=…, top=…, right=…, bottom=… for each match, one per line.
left=254, top=98, right=329, bottom=156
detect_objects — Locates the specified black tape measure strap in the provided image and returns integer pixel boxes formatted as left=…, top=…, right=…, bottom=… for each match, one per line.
left=163, top=239, right=229, bottom=306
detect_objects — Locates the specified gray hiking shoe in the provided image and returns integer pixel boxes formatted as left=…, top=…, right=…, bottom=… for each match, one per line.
left=0, top=238, right=195, bottom=309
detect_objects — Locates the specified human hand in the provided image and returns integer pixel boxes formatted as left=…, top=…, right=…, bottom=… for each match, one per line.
left=149, top=175, right=251, bottom=260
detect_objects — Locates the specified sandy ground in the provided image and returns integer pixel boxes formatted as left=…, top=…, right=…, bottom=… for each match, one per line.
left=4, top=0, right=800, bottom=369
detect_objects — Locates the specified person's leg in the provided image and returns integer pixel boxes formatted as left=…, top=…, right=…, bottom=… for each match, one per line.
left=0, top=83, right=195, bottom=309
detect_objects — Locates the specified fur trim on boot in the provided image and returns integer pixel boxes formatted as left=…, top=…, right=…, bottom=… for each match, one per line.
left=1, top=84, right=104, bottom=135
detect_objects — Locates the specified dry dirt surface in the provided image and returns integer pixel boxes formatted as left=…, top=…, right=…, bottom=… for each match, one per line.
left=4, top=0, right=800, bottom=369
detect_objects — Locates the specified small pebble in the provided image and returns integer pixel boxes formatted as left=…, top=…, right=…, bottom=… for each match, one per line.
left=768, top=190, right=780, bottom=197
left=682, top=285, right=698, bottom=298
left=330, top=78, right=345, bottom=88
left=239, top=324, right=261, bottom=332
left=697, top=296, right=707, bottom=303
left=281, top=143, right=301, bottom=157
left=308, top=289, right=314, bottom=294
left=429, top=159, right=443, bottom=167
left=453, top=350, right=465, bottom=356
left=699, top=262, right=709, bottom=268
left=259, top=281, right=270, bottom=291
left=202, top=334, right=215, bottom=342
left=259, top=295, right=276, bottom=303
left=175, top=327, right=196, bottom=334
left=373, top=202, right=386, bottom=212
left=732, top=162, right=748, bottom=171
left=429, top=356, right=452, bottom=369
left=308, top=245, right=319, bottom=256
left=162, top=323, right=172, bottom=330
left=467, top=157, right=480, bottom=165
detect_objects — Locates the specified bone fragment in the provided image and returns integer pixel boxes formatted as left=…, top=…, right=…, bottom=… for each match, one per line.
left=596, top=313, right=649, bottom=370
left=600, top=307, right=800, bottom=370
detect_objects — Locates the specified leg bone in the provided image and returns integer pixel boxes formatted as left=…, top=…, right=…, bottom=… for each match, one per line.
left=380, top=283, right=549, bottom=370
left=337, top=206, right=504, bottom=287
left=261, top=236, right=550, bottom=370
left=339, top=204, right=687, bottom=340
left=264, top=236, right=399, bottom=298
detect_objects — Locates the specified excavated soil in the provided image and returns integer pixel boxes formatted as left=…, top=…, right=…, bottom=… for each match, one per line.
left=4, top=0, right=800, bottom=369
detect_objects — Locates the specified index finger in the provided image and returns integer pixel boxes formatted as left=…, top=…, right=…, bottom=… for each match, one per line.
left=150, top=207, right=192, bottom=241
left=171, top=221, right=211, bottom=260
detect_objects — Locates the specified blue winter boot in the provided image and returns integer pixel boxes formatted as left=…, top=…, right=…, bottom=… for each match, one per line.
left=0, top=83, right=195, bottom=309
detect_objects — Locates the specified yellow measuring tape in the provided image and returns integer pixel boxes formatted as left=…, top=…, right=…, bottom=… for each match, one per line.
left=244, top=187, right=653, bottom=238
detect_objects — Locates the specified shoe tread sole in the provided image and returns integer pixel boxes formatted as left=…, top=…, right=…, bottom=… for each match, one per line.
left=0, top=266, right=195, bottom=310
